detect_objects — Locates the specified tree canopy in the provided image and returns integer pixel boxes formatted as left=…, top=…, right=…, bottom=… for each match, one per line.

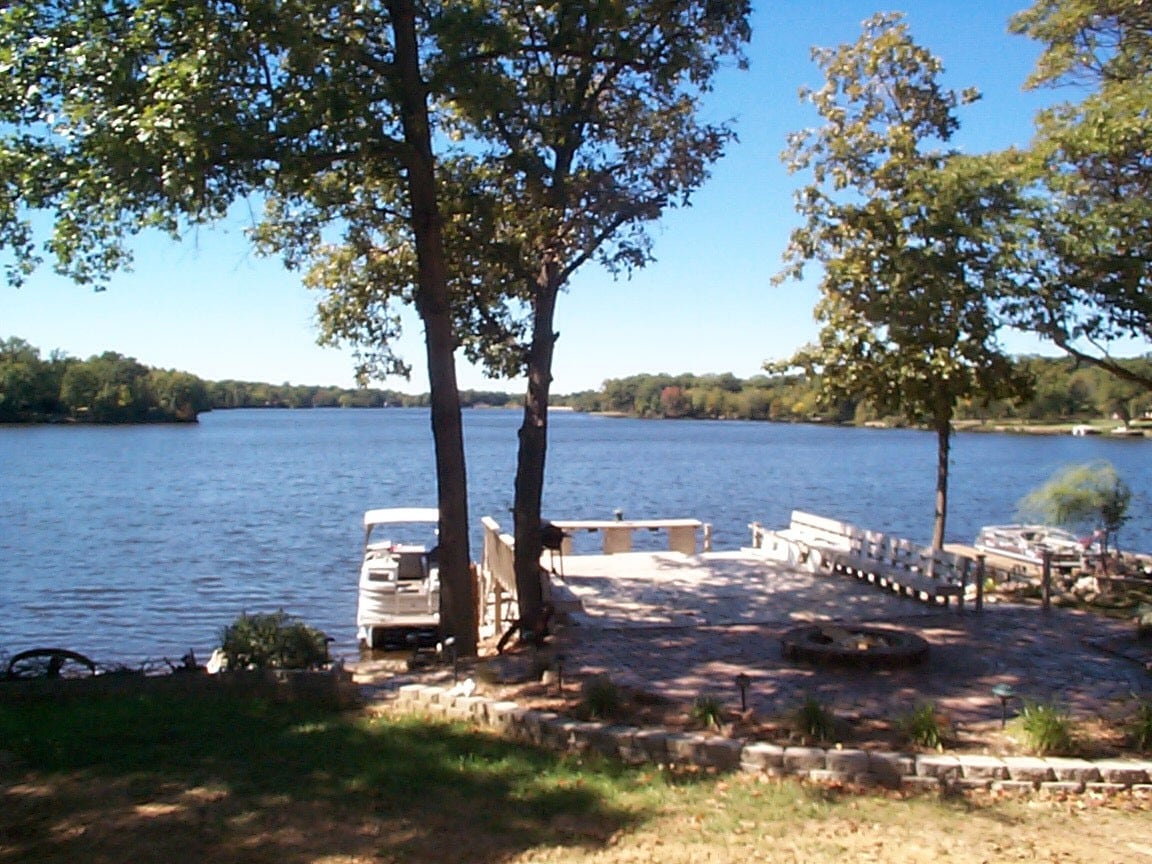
left=0, top=0, right=480, bottom=650
left=1004, top=0, right=1152, bottom=389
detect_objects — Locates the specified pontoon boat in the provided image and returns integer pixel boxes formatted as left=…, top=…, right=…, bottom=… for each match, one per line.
left=974, top=524, right=1089, bottom=572
left=356, top=507, right=441, bottom=650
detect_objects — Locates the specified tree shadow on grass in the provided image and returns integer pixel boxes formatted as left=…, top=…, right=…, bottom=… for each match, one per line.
left=0, top=689, right=647, bottom=864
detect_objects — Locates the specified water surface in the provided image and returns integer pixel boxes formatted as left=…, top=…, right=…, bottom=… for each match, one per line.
left=2, top=409, right=1148, bottom=664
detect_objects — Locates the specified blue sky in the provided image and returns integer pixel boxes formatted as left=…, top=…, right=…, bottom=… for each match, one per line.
left=7, top=2, right=1143, bottom=394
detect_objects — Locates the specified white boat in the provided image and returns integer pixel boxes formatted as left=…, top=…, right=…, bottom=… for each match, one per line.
left=356, top=507, right=441, bottom=650
left=974, top=524, right=1090, bottom=571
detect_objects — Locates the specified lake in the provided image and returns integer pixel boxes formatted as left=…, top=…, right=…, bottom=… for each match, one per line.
left=2, top=408, right=1149, bottom=665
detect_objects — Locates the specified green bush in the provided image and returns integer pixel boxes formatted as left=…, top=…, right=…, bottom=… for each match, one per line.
left=1012, top=701, right=1073, bottom=755
left=1131, top=697, right=1152, bottom=753
left=577, top=675, right=624, bottom=721
left=220, top=611, right=330, bottom=670
left=791, top=695, right=838, bottom=744
left=691, top=694, right=724, bottom=730
left=900, top=703, right=946, bottom=750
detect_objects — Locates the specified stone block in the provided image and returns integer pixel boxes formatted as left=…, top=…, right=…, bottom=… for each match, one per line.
left=807, top=769, right=853, bottom=785
left=900, top=775, right=942, bottom=793
left=915, top=754, right=962, bottom=781
left=957, top=755, right=1008, bottom=781
left=740, top=742, right=785, bottom=772
left=1043, top=757, right=1100, bottom=783
left=570, top=721, right=613, bottom=753
left=1093, top=760, right=1151, bottom=786
left=396, top=683, right=427, bottom=703
left=519, top=710, right=557, bottom=745
left=950, top=777, right=993, bottom=791
left=593, top=725, right=639, bottom=760
left=457, top=696, right=488, bottom=720
left=541, top=717, right=582, bottom=749
left=991, top=780, right=1037, bottom=794
left=826, top=748, right=870, bottom=776
left=698, top=737, right=743, bottom=772
left=633, top=729, right=670, bottom=762
left=665, top=732, right=710, bottom=765
left=484, top=700, right=521, bottom=729
left=423, top=685, right=449, bottom=704
left=783, top=746, right=828, bottom=773
left=1039, top=781, right=1085, bottom=795
left=741, top=741, right=787, bottom=774
left=1000, top=756, right=1054, bottom=783
left=1085, top=782, right=1129, bottom=795
left=868, top=751, right=915, bottom=783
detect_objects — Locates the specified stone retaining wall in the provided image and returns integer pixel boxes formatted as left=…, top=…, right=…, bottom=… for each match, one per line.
left=392, top=683, right=1152, bottom=796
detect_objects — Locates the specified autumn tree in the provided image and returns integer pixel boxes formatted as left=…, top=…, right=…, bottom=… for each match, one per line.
left=1005, top=0, right=1152, bottom=389
left=772, top=13, right=1032, bottom=549
left=0, top=0, right=476, bottom=651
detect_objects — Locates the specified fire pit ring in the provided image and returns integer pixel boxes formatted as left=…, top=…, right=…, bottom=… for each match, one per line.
left=780, top=623, right=929, bottom=669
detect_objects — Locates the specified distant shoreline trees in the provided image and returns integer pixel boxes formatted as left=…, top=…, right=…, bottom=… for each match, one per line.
left=4, top=335, right=1149, bottom=427
left=0, top=336, right=517, bottom=423
left=558, top=357, right=1152, bottom=426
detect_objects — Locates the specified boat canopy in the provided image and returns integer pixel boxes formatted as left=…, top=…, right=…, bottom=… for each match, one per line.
left=364, top=507, right=439, bottom=528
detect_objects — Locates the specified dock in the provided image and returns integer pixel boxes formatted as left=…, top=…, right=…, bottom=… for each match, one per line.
left=467, top=516, right=1150, bottom=733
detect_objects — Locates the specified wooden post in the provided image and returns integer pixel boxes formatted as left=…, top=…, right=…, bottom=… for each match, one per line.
left=1041, top=548, right=1053, bottom=613
left=703, top=523, right=713, bottom=553
left=975, top=554, right=985, bottom=613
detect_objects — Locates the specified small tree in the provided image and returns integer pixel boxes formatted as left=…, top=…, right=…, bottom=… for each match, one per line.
left=1016, top=461, right=1132, bottom=556
left=772, top=13, right=1033, bottom=549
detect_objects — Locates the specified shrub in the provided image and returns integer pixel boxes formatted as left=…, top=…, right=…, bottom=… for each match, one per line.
left=1131, top=697, right=1152, bottom=753
left=220, top=611, right=330, bottom=670
left=577, top=675, right=623, bottom=721
left=691, top=694, right=724, bottom=730
left=1013, top=701, right=1073, bottom=755
left=792, top=695, right=838, bottom=743
left=900, top=703, right=946, bottom=750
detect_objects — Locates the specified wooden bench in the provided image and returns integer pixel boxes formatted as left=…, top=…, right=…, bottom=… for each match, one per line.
left=835, top=533, right=978, bottom=610
left=749, top=510, right=859, bottom=572
left=750, top=512, right=983, bottom=612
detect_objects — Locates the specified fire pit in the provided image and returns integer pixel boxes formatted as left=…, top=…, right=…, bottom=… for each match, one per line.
left=780, top=624, right=929, bottom=669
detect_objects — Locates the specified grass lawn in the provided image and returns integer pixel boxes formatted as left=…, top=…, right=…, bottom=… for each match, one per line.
left=1, top=688, right=1149, bottom=863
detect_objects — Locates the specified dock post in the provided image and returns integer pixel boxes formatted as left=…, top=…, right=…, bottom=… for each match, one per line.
left=703, top=523, right=712, bottom=553
left=975, top=554, right=985, bottom=613
left=1041, top=549, right=1053, bottom=613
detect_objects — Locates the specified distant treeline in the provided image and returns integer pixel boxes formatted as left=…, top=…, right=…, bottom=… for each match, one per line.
left=554, top=357, right=1152, bottom=425
left=0, top=337, right=517, bottom=423
left=5, top=335, right=1150, bottom=426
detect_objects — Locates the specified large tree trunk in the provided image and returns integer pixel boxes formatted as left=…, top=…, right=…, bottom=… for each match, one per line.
left=512, top=264, right=560, bottom=639
left=389, top=0, right=475, bottom=655
left=932, top=409, right=952, bottom=551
